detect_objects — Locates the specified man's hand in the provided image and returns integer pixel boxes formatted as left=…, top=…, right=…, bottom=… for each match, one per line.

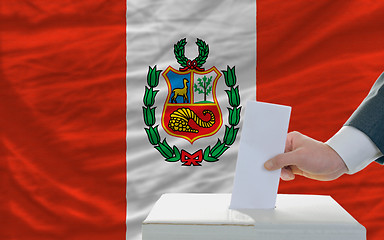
left=264, top=131, right=348, bottom=181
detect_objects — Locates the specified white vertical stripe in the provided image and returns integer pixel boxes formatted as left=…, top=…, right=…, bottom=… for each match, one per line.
left=127, top=1, right=256, bottom=239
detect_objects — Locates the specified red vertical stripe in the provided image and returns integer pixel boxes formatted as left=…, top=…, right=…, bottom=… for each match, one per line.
left=257, top=1, right=384, bottom=239
left=0, top=1, right=126, bottom=239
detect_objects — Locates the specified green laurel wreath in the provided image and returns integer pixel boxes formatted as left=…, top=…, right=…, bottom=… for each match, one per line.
left=174, top=38, right=209, bottom=68
left=143, top=65, right=241, bottom=163
left=203, top=66, right=241, bottom=162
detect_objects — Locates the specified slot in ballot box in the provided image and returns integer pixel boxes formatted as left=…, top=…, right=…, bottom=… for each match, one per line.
left=142, top=193, right=366, bottom=240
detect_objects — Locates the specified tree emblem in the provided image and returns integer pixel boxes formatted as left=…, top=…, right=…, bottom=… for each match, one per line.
left=194, top=76, right=213, bottom=103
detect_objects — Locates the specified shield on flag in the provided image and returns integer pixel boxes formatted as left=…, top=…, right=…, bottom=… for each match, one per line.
left=161, top=66, right=223, bottom=144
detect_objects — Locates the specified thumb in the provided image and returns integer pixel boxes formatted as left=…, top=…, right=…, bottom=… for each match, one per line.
left=264, top=151, right=300, bottom=171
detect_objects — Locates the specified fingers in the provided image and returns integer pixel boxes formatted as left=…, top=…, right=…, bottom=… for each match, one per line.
left=264, top=150, right=301, bottom=171
left=285, top=131, right=302, bottom=152
left=281, top=167, right=295, bottom=181
left=264, top=131, right=305, bottom=171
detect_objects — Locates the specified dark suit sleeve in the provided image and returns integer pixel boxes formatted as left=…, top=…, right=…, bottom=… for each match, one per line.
left=345, top=72, right=384, bottom=164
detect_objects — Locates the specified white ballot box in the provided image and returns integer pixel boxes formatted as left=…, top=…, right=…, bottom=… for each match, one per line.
left=142, top=193, right=366, bottom=240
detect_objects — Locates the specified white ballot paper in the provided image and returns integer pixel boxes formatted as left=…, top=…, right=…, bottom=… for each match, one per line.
left=230, top=101, right=291, bottom=209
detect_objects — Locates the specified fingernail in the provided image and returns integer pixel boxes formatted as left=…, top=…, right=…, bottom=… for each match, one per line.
left=264, top=161, right=273, bottom=170
left=281, top=169, right=295, bottom=181
left=281, top=171, right=289, bottom=181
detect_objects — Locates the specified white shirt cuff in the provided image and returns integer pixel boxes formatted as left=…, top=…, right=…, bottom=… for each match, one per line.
left=326, top=126, right=383, bottom=174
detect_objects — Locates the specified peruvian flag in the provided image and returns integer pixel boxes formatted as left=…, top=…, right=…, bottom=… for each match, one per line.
left=1, top=1, right=384, bottom=240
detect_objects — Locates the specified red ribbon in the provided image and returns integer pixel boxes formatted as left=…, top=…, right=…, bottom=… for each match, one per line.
left=181, top=149, right=203, bottom=166
left=179, top=60, right=205, bottom=72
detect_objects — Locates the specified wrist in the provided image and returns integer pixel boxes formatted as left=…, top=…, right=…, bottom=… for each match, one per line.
left=324, top=143, right=348, bottom=177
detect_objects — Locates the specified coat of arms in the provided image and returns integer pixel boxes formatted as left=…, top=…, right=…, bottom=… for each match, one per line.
left=143, top=38, right=241, bottom=166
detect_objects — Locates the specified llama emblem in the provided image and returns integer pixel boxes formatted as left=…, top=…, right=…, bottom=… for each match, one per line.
left=161, top=66, right=223, bottom=143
